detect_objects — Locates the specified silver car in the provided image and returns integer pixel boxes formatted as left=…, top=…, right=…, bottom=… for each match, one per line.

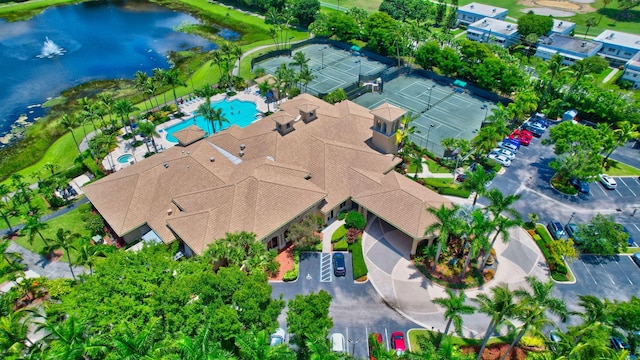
left=488, top=153, right=511, bottom=167
left=491, top=147, right=516, bottom=160
left=599, top=174, right=617, bottom=189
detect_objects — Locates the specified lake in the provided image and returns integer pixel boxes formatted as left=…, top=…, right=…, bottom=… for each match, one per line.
left=0, top=0, right=226, bottom=144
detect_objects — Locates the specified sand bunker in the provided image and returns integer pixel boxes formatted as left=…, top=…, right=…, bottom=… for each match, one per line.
left=518, top=0, right=596, bottom=16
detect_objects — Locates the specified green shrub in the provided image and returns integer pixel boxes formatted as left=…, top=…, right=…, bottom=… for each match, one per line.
left=82, top=158, right=104, bottom=179
left=45, top=278, right=74, bottom=299
left=337, top=210, right=347, bottom=220
left=333, top=238, right=348, bottom=251
left=520, top=336, right=545, bottom=348
left=349, top=238, right=368, bottom=280
left=283, top=251, right=300, bottom=282
left=331, top=225, right=347, bottom=243
left=345, top=211, right=366, bottom=230
left=438, top=187, right=471, bottom=198
left=58, top=164, right=85, bottom=180
left=532, top=234, right=541, bottom=241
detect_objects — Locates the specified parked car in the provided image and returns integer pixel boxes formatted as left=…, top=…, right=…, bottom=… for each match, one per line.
left=330, top=333, right=346, bottom=353
left=632, top=252, right=640, bottom=267
left=565, top=223, right=582, bottom=244
left=487, top=153, right=512, bottom=167
left=509, top=129, right=532, bottom=146
left=527, top=121, right=546, bottom=132
left=498, top=142, right=519, bottom=153
left=491, top=147, right=516, bottom=160
left=610, top=337, right=630, bottom=351
left=570, top=178, right=590, bottom=194
left=599, top=174, right=617, bottom=189
left=621, top=225, right=636, bottom=247
left=333, top=253, right=346, bottom=277
left=547, top=220, right=566, bottom=240
left=523, top=123, right=545, bottom=137
left=369, top=333, right=383, bottom=360
left=390, top=332, right=406, bottom=356
left=502, top=137, right=521, bottom=149
left=270, top=328, right=286, bottom=346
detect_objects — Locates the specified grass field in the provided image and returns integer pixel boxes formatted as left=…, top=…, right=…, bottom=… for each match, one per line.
left=321, top=0, right=382, bottom=13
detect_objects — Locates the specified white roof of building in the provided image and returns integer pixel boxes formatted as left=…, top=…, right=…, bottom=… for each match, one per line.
left=459, top=2, right=508, bottom=16
left=551, top=19, right=575, bottom=32
left=469, top=18, right=518, bottom=36
left=594, top=30, right=640, bottom=51
left=627, top=51, right=640, bottom=69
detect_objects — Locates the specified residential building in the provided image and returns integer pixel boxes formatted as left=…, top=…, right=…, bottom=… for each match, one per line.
left=466, top=18, right=519, bottom=48
left=549, top=19, right=575, bottom=36
left=593, top=30, right=640, bottom=66
left=457, top=2, right=508, bottom=26
left=622, top=52, right=640, bottom=89
left=83, top=94, right=451, bottom=257
left=535, top=34, right=602, bottom=65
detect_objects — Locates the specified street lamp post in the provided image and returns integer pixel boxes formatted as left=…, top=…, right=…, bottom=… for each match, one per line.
left=427, top=85, right=434, bottom=110
left=426, top=124, right=435, bottom=153
left=566, top=211, right=576, bottom=227
left=348, top=338, right=360, bottom=355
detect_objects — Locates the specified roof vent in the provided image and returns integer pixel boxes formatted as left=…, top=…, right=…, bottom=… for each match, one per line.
left=163, top=163, right=169, bottom=169
left=210, top=157, right=215, bottom=162
left=240, top=143, right=246, bottom=150
left=558, top=21, right=563, bottom=27
left=492, top=8, right=496, bottom=12
left=239, top=150, right=244, bottom=157
left=187, top=151, right=190, bottom=155
left=581, top=41, right=587, bottom=47
left=181, top=150, right=185, bottom=154
left=506, top=24, right=512, bottom=30
left=470, top=4, right=474, bottom=8
left=167, top=209, right=173, bottom=216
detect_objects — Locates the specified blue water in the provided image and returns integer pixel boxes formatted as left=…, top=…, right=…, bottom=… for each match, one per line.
left=117, top=154, right=133, bottom=164
left=166, top=99, right=258, bottom=142
left=0, top=0, right=239, bottom=141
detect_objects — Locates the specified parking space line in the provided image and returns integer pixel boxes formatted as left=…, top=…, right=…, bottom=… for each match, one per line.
left=597, top=256, right=616, bottom=285
left=385, top=329, right=389, bottom=351
left=618, top=178, right=636, bottom=196
left=614, top=188, right=623, bottom=197
left=320, top=253, right=332, bottom=282
left=595, top=184, right=608, bottom=196
left=614, top=259, right=633, bottom=285
left=580, top=260, right=598, bottom=284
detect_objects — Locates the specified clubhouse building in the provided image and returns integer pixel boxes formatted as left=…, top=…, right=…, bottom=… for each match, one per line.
left=83, top=94, right=451, bottom=257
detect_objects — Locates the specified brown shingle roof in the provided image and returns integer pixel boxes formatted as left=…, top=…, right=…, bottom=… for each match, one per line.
left=370, top=103, right=406, bottom=121
left=172, top=125, right=207, bottom=146
left=84, top=93, right=447, bottom=254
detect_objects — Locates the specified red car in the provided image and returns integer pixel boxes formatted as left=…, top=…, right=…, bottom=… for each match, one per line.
left=390, top=332, right=406, bottom=356
left=369, top=333, right=383, bottom=360
left=509, top=129, right=532, bottom=146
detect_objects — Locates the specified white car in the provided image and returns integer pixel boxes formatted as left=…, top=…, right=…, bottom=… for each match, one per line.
left=270, top=328, right=286, bottom=346
left=491, top=147, right=516, bottom=160
left=498, top=142, right=518, bottom=153
left=330, top=333, right=346, bottom=353
left=488, top=153, right=511, bottom=167
left=526, top=121, right=546, bottom=131
left=599, top=174, right=617, bottom=189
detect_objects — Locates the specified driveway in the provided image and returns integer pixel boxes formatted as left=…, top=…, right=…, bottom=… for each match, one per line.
left=270, top=252, right=415, bottom=359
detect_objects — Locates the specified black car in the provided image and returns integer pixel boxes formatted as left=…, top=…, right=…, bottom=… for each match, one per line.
left=523, top=123, right=544, bottom=137
left=565, top=223, right=582, bottom=244
left=547, top=220, right=566, bottom=240
left=570, top=178, right=590, bottom=195
left=333, top=253, right=346, bottom=277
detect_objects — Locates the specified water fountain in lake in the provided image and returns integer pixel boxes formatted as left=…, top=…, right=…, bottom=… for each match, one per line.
left=37, top=37, right=65, bottom=58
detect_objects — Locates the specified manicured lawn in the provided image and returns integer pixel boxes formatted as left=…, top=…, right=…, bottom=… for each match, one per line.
left=603, top=158, right=640, bottom=176
left=331, top=225, right=347, bottom=242
left=13, top=203, right=94, bottom=263
left=420, top=178, right=471, bottom=198
left=349, top=238, right=368, bottom=280
left=408, top=329, right=511, bottom=353
left=0, top=0, right=83, bottom=21
left=321, top=0, right=382, bottom=13
left=427, top=158, right=451, bottom=173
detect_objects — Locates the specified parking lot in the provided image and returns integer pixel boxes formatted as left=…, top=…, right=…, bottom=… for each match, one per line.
left=589, top=175, right=640, bottom=199
left=270, top=252, right=414, bottom=358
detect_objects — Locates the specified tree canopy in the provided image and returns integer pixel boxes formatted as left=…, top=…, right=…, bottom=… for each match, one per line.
left=517, top=13, right=553, bottom=39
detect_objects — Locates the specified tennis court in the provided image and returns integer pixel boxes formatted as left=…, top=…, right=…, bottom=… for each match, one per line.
left=354, top=74, right=496, bottom=156
left=255, top=44, right=389, bottom=96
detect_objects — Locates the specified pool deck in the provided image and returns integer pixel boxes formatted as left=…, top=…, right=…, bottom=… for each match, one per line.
left=102, top=86, right=271, bottom=172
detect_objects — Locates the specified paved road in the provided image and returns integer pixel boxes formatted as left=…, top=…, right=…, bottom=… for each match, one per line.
left=5, top=241, right=84, bottom=280
left=474, top=122, right=640, bottom=327
left=270, top=252, right=415, bottom=358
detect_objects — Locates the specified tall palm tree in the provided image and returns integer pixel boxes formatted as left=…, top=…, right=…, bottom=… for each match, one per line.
left=258, top=80, right=273, bottom=112
left=75, top=242, right=105, bottom=276
left=408, top=148, right=424, bottom=179
left=460, top=166, right=495, bottom=207
left=196, top=98, right=217, bottom=135
left=460, top=210, right=492, bottom=279
left=432, top=289, right=475, bottom=337
left=236, top=329, right=295, bottom=360
left=60, top=114, right=82, bottom=156
left=481, top=189, right=522, bottom=269
left=211, top=108, right=229, bottom=134
left=499, top=276, right=568, bottom=360
left=110, top=320, right=164, bottom=359
left=425, top=204, right=463, bottom=271
left=22, top=214, right=50, bottom=247
left=539, top=53, right=568, bottom=110
left=144, top=77, right=160, bottom=110
left=292, top=51, right=310, bottom=72
left=472, top=283, right=518, bottom=360
left=0, top=309, right=34, bottom=356
left=137, top=121, right=159, bottom=153
left=134, top=70, right=151, bottom=112
left=10, top=174, right=33, bottom=213
left=97, top=93, right=116, bottom=130
left=574, top=295, right=613, bottom=325
left=298, top=66, right=315, bottom=93
left=164, top=69, right=185, bottom=109
left=114, top=99, right=136, bottom=137
left=152, top=68, right=169, bottom=107
left=173, top=321, right=236, bottom=359
left=471, top=125, right=504, bottom=157
left=211, top=50, right=225, bottom=83
left=45, top=228, right=79, bottom=280
left=395, top=112, right=420, bottom=151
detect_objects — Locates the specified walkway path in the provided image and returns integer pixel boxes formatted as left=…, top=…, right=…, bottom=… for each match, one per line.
left=4, top=241, right=84, bottom=280
left=363, top=204, right=549, bottom=338
left=602, top=68, right=619, bottom=84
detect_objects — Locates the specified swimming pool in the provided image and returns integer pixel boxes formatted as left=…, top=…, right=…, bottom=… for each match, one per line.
left=165, top=99, right=258, bottom=143
left=117, top=154, right=133, bottom=164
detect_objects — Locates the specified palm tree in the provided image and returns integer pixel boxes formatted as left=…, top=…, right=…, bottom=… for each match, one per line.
left=407, top=148, right=424, bottom=179
left=480, top=189, right=522, bottom=269
left=211, top=50, right=225, bottom=83
left=97, top=93, right=116, bottom=130
left=38, top=315, right=108, bottom=359
left=134, top=70, right=151, bottom=112
left=0, top=309, right=34, bottom=356
left=539, top=54, right=569, bottom=110
left=298, top=66, right=315, bottom=93
left=236, top=329, right=295, bottom=360
left=196, top=98, right=216, bottom=135
left=292, top=51, right=310, bottom=73
left=45, top=228, right=79, bottom=280
left=583, top=16, right=598, bottom=38
left=0, top=194, right=20, bottom=237
left=60, top=114, right=82, bottom=156
left=144, top=77, right=160, bottom=110
left=499, top=276, right=568, bottom=360
left=574, top=295, right=613, bottom=325
left=602, top=121, right=638, bottom=165
left=258, top=80, right=273, bottom=112
left=164, top=69, right=185, bottom=109
left=110, top=319, right=164, bottom=359
left=152, top=68, right=169, bottom=106
left=460, top=209, right=492, bottom=279
left=432, top=289, right=475, bottom=337
left=211, top=107, right=229, bottom=134
left=173, top=322, right=236, bottom=359
left=114, top=99, right=136, bottom=137
left=471, top=125, right=503, bottom=157
left=425, top=204, right=463, bottom=270
left=75, top=242, right=105, bottom=276
left=137, top=121, right=159, bottom=153
left=472, top=283, right=518, bottom=360
left=395, top=112, right=420, bottom=151
left=22, top=214, right=50, bottom=247
left=460, top=166, right=495, bottom=207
